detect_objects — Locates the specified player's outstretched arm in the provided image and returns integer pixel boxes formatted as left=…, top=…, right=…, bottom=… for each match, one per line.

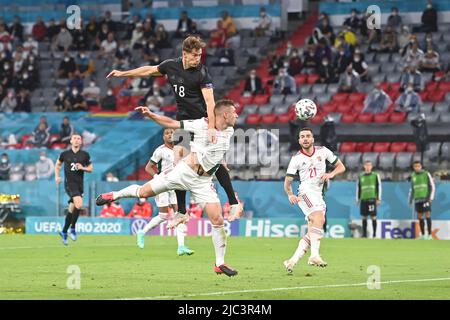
left=135, top=106, right=181, bottom=129
left=284, top=176, right=299, bottom=205
left=54, top=159, right=62, bottom=184
left=106, top=65, right=161, bottom=78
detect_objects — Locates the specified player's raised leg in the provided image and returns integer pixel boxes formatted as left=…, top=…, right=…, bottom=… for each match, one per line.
left=284, top=220, right=311, bottom=273
left=96, top=181, right=157, bottom=205
left=68, top=196, right=83, bottom=241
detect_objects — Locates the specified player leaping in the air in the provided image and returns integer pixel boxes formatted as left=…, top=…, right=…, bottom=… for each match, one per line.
left=96, top=99, right=239, bottom=276
left=106, top=35, right=242, bottom=229
left=137, top=128, right=195, bottom=256
left=283, top=128, right=345, bottom=273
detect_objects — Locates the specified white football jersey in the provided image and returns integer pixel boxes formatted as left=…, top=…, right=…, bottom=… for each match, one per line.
left=181, top=118, right=234, bottom=173
left=286, top=146, right=338, bottom=194
left=150, top=144, right=175, bottom=172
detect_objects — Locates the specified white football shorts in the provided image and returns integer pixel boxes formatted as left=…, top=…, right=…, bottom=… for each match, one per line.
left=297, top=190, right=327, bottom=220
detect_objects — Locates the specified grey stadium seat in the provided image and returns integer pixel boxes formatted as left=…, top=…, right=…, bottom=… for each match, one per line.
left=316, top=93, right=331, bottom=105
left=424, top=142, right=441, bottom=161
left=344, top=152, right=362, bottom=171
left=362, top=152, right=380, bottom=167
left=280, top=153, right=293, bottom=168
left=270, top=94, right=284, bottom=105
left=420, top=102, right=434, bottom=113
left=434, top=102, right=449, bottom=113
left=258, top=104, right=273, bottom=115
left=441, top=143, right=450, bottom=160
left=284, top=95, right=299, bottom=106
left=375, top=53, right=390, bottom=63
left=379, top=152, right=396, bottom=170
left=327, top=83, right=339, bottom=94
left=299, top=84, right=312, bottom=94
left=395, top=152, right=413, bottom=170
left=439, top=113, right=450, bottom=123
left=445, top=92, right=450, bottom=103
left=273, top=104, right=290, bottom=114
left=312, top=84, right=327, bottom=95
left=425, top=113, right=440, bottom=123
left=241, top=104, right=258, bottom=115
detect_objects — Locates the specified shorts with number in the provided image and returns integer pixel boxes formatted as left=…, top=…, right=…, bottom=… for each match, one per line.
left=297, top=191, right=326, bottom=220
left=360, top=199, right=377, bottom=216
left=149, top=161, right=220, bottom=204
left=415, top=199, right=431, bottom=213
left=155, top=190, right=177, bottom=207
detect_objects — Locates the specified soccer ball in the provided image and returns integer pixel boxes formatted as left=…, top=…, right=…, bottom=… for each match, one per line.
left=295, top=99, right=317, bottom=121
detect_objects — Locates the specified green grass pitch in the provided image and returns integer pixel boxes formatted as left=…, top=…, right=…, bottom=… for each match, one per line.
left=1, top=235, right=449, bottom=300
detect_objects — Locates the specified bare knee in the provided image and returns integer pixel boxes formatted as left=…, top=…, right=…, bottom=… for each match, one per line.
left=138, top=184, right=155, bottom=198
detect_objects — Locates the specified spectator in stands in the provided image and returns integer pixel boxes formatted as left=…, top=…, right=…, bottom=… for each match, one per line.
left=378, top=26, right=398, bottom=53
left=54, top=90, right=69, bottom=112
left=100, top=201, right=125, bottom=218
left=82, top=78, right=101, bottom=106
left=32, top=17, right=47, bottom=42
left=144, top=12, right=157, bottom=33
left=71, top=21, right=89, bottom=51
left=414, top=1, right=438, bottom=33
left=363, top=84, right=392, bottom=114
left=315, top=38, right=332, bottom=64
left=213, top=43, right=235, bottom=67
left=395, top=83, right=422, bottom=113
left=12, top=47, right=25, bottom=75
left=243, top=69, right=264, bottom=96
left=36, top=151, right=54, bottom=180
left=125, top=14, right=141, bottom=40
left=344, top=9, right=360, bottom=32
left=221, top=10, right=237, bottom=38
left=333, top=46, right=351, bottom=75
left=143, top=40, right=160, bottom=63
left=15, top=89, right=31, bottom=112
left=102, top=11, right=117, bottom=33
left=26, top=55, right=38, bottom=83
left=101, top=88, right=117, bottom=111
left=52, top=26, right=72, bottom=52
left=1, top=61, right=14, bottom=88
left=130, top=22, right=144, bottom=49
left=308, top=28, right=325, bottom=47
left=96, top=23, right=110, bottom=49
left=188, top=199, right=203, bottom=219
left=106, top=172, right=119, bottom=182
left=288, top=49, right=302, bottom=76
left=14, top=70, right=34, bottom=92
left=128, top=198, right=153, bottom=219
left=99, top=32, right=117, bottom=60
left=398, top=26, right=412, bottom=54
left=302, top=44, right=319, bottom=74
left=114, top=43, right=131, bottom=69
left=35, top=116, right=49, bottom=133
left=254, top=7, right=272, bottom=37
left=338, top=65, right=360, bottom=93
left=0, top=89, right=16, bottom=113
left=269, top=53, right=284, bottom=76
left=142, top=19, right=155, bottom=42
left=75, top=51, right=94, bottom=77
left=0, top=153, right=11, bottom=180
left=67, top=87, right=88, bottom=112
left=0, top=23, right=12, bottom=44
left=209, top=20, right=227, bottom=49
left=403, top=41, right=424, bottom=70
left=144, top=83, right=164, bottom=112
left=58, top=52, right=76, bottom=79
left=85, top=15, right=99, bottom=45
left=273, top=68, right=296, bottom=95
left=67, top=70, right=84, bottom=93
left=0, top=84, right=5, bottom=103
left=46, top=18, right=59, bottom=42
left=317, top=58, right=335, bottom=84
left=400, top=65, right=424, bottom=92
left=319, top=17, right=335, bottom=46
left=387, top=7, right=402, bottom=31
left=10, top=16, right=24, bottom=43
left=154, top=24, right=170, bottom=48
left=60, top=116, right=74, bottom=144
left=420, top=47, right=440, bottom=73
left=351, top=52, right=369, bottom=82
left=339, top=24, right=358, bottom=47
left=32, top=123, right=50, bottom=148
left=23, top=35, right=38, bottom=57
left=175, top=11, right=193, bottom=38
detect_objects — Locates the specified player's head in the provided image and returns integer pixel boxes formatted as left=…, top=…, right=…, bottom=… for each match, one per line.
left=298, top=127, right=314, bottom=150
left=364, top=160, right=373, bottom=173
left=70, top=133, right=82, bottom=147
left=413, top=160, right=422, bottom=172
left=214, top=99, right=238, bottom=127
left=163, top=128, right=174, bottom=144
left=182, top=36, right=205, bottom=68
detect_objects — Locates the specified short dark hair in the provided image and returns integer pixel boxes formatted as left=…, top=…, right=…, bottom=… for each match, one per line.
left=182, top=36, right=206, bottom=53
left=71, top=133, right=82, bottom=138
left=299, top=127, right=313, bottom=134
left=214, top=99, right=235, bottom=115
left=413, top=160, right=422, bottom=165
left=364, top=160, right=373, bottom=164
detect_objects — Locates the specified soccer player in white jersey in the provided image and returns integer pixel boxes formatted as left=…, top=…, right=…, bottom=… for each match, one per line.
left=136, top=128, right=195, bottom=256
left=96, top=99, right=239, bottom=276
left=283, top=128, right=345, bottom=272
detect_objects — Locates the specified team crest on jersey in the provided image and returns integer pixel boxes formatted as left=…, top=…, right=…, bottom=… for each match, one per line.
left=317, top=156, right=322, bottom=161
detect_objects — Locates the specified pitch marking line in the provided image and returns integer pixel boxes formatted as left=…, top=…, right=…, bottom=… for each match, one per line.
left=119, top=277, right=450, bottom=300
left=0, top=244, right=136, bottom=250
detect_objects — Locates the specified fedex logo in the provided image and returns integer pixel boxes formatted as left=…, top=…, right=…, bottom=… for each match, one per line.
left=381, top=221, right=415, bottom=239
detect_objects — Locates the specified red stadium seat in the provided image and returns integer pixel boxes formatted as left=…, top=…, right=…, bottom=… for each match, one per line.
left=227, top=89, right=242, bottom=102
left=390, top=142, right=408, bottom=152
left=253, top=94, right=270, bottom=105
left=309, top=113, right=324, bottom=125
left=117, top=96, right=130, bottom=109
left=160, top=105, right=177, bottom=112
left=348, top=93, right=366, bottom=103
left=357, top=113, right=374, bottom=123
left=389, top=112, right=406, bottom=123
left=277, top=113, right=292, bottom=123
left=246, top=114, right=262, bottom=124
left=336, top=103, right=353, bottom=113
left=373, top=142, right=391, bottom=153
left=261, top=75, right=275, bottom=86
left=295, top=74, right=308, bottom=86
left=239, top=95, right=254, bottom=106
left=387, top=90, right=400, bottom=101
left=130, top=95, right=144, bottom=107
left=353, top=102, right=365, bottom=113
left=307, top=74, right=319, bottom=84
left=427, top=90, right=445, bottom=102
left=426, top=81, right=439, bottom=92
left=390, top=82, right=401, bottom=92
left=340, top=142, right=357, bottom=153
left=356, top=142, right=374, bottom=153
left=321, top=102, right=337, bottom=113
left=332, top=93, right=349, bottom=103
left=155, top=77, right=167, bottom=87
left=439, top=81, right=450, bottom=92
left=373, top=112, right=391, bottom=123
left=260, top=113, right=278, bottom=124
left=406, top=143, right=417, bottom=152
left=341, top=113, right=357, bottom=123
left=418, top=91, right=428, bottom=101
left=379, top=82, right=390, bottom=92
left=21, top=134, right=33, bottom=146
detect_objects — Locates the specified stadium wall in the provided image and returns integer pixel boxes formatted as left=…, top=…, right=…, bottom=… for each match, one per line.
left=3, top=181, right=450, bottom=220
left=319, top=0, right=450, bottom=27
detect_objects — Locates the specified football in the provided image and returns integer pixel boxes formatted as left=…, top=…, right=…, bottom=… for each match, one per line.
left=295, top=99, right=317, bottom=120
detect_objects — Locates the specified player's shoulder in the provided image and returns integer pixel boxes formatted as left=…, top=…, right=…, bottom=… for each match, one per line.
left=160, top=57, right=181, bottom=68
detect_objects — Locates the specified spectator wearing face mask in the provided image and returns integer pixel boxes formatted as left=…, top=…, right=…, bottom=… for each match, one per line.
left=59, top=116, right=74, bottom=144
left=0, top=89, right=17, bottom=113
left=23, top=35, right=39, bottom=57
left=243, top=69, right=264, bottom=96
left=333, top=47, right=352, bottom=75
left=288, top=50, right=302, bottom=76
left=143, top=41, right=159, bottom=64
left=54, top=90, right=69, bottom=112
left=209, top=20, right=227, bottom=49
left=398, top=26, right=411, bottom=54
left=51, top=26, right=73, bottom=52
left=75, top=51, right=94, bottom=77
left=254, top=7, right=272, bottom=37
left=0, top=62, right=14, bottom=88
left=302, top=45, right=319, bottom=74
left=351, top=52, right=369, bottom=82
left=101, top=88, right=117, bottom=111
left=36, top=151, right=54, bottom=180
left=35, top=116, right=50, bottom=133
left=14, top=71, right=34, bottom=92
left=338, top=65, right=360, bottom=93
left=67, top=70, right=84, bottom=93
left=378, top=26, right=398, bottom=53
left=395, top=84, right=422, bottom=113
left=0, top=153, right=11, bottom=180
left=363, top=84, right=392, bottom=114
left=71, top=21, right=89, bottom=51
left=82, top=79, right=101, bottom=106
left=403, top=41, right=424, bottom=70
left=187, top=199, right=203, bottom=219
left=400, top=65, right=424, bottom=92
left=420, top=47, right=440, bottom=73
left=15, top=89, right=31, bottom=112
left=414, top=2, right=438, bottom=33
left=58, top=53, right=76, bottom=79
left=114, top=43, right=131, bottom=69
left=101, top=201, right=125, bottom=218
left=128, top=198, right=153, bottom=219
left=32, top=122, right=50, bottom=148
left=212, top=43, right=235, bottom=67
left=99, top=32, right=117, bottom=60
left=32, top=17, right=47, bottom=42
left=67, top=87, right=88, bottom=111
left=130, top=22, right=144, bottom=50
left=154, top=24, right=170, bottom=48
left=106, top=172, right=119, bottom=182
left=317, top=58, right=335, bottom=84
left=344, top=9, right=360, bottom=32
left=387, top=7, right=402, bottom=31
left=25, top=57, right=38, bottom=84
left=144, top=83, right=164, bottom=112
left=273, top=68, right=296, bottom=95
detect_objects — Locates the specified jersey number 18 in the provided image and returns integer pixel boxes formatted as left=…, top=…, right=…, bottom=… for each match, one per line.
left=173, top=84, right=185, bottom=97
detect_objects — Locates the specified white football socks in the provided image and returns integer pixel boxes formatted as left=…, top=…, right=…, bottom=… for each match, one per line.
left=309, top=227, right=323, bottom=257
left=142, top=213, right=167, bottom=234
left=113, top=184, right=141, bottom=200
left=291, top=235, right=311, bottom=263
left=212, top=225, right=227, bottom=266
left=177, top=223, right=187, bottom=247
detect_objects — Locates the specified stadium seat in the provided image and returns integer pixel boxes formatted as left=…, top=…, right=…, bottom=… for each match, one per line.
left=356, top=142, right=374, bottom=153
left=299, top=84, right=313, bottom=94
left=258, top=104, right=273, bottom=115
left=295, top=74, right=308, bottom=86
left=362, top=152, right=380, bottom=167
left=395, top=153, right=413, bottom=170
left=349, top=93, right=366, bottom=104
left=340, top=142, right=357, bottom=153
left=389, top=112, right=406, bottom=123
left=312, top=84, right=327, bottom=95
left=260, top=113, right=278, bottom=124
left=373, top=142, right=391, bottom=153
left=434, top=102, right=449, bottom=113
left=390, top=83, right=401, bottom=92
left=426, top=82, right=439, bottom=92
left=321, top=102, right=337, bottom=113
left=242, top=104, right=258, bottom=115
left=269, top=94, right=284, bottom=105
left=277, top=113, right=292, bottom=123
left=427, top=90, right=445, bottom=103
left=373, top=113, right=391, bottom=123
left=390, top=142, right=408, bottom=153
left=441, top=143, right=450, bottom=160
left=316, top=93, right=332, bottom=105
left=285, top=95, right=299, bottom=106
left=357, top=113, right=374, bottom=123
left=239, top=95, right=254, bottom=106
left=379, top=152, right=396, bottom=170
left=253, top=94, right=270, bottom=105
left=341, top=113, right=357, bottom=123
left=307, top=74, right=319, bottom=84
left=246, top=114, right=262, bottom=125
left=379, top=82, right=390, bottom=92
left=406, top=143, right=417, bottom=153
left=309, top=113, right=324, bottom=125
left=332, top=93, right=348, bottom=103
left=420, top=102, right=434, bottom=113
left=439, top=82, right=450, bottom=92
left=327, top=84, right=339, bottom=94
left=344, top=153, right=362, bottom=171
left=440, top=113, right=450, bottom=123
left=336, top=103, right=353, bottom=113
